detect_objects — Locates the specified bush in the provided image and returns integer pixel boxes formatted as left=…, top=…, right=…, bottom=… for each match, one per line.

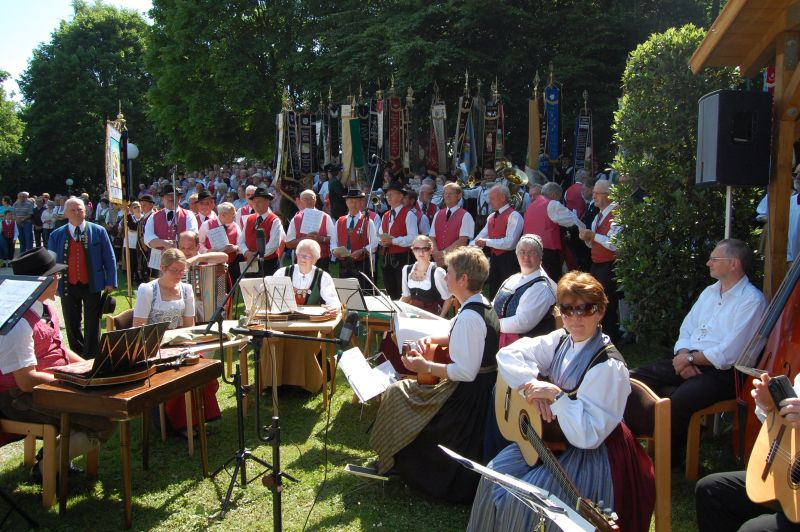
left=612, top=24, right=762, bottom=346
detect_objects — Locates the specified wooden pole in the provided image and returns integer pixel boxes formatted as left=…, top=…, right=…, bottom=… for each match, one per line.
left=764, top=31, right=800, bottom=299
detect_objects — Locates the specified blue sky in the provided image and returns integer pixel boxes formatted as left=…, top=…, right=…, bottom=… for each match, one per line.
left=1, top=0, right=152, bottom=102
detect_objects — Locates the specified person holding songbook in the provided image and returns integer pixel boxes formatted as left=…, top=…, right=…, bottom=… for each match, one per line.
left=368, top=247, right=499, bottom=503
left=399, top=235, right=451, bottom=316
left=132, top=248, right=221, bottom=438
left=0, top=247, right=114, bottom=483
left=332, top=188, right=378, bottom=288
left=467, top=271, right=654, bottom=532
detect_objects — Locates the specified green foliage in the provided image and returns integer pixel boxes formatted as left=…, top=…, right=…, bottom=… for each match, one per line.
left=613, top=24, right=762, bottom=345
left=18, top=1, right=163, bottom=195
left=0, top=70, right=25, bottom=191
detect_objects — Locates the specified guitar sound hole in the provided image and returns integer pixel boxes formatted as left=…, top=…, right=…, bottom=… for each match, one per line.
left=790, top=456, right=800, bottom=489
left=519, top=412, right=530, bottom=443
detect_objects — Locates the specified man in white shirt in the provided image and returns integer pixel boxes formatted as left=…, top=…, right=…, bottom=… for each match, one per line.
left=379, top=182, right=419, bottom=299
left=332, top=189, right=378, bottom=287
left=236, top=187, right=285, bottom=276
left=463, top=169, right=496, bottom=234
left=285, top=189, right=337, bottom=271
left=430, top=183, right=475, bottom=267
left=631, top=238, right=767, bottom=463
left=470, top=185, right=523, bottom=295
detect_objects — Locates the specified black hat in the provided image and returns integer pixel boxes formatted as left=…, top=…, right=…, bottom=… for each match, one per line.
left=139, top=194, right=155, bottom=204
left=344, top=188, right=365, bottom=199
left=386, top=181, right=408, bottom=195
left=251, top=187, right=274, bottom=200
left=99, top=290, right=117, bottom=316
left=196, top=190, right=213, bottom=202
left=11, top=247, right=67, bottom=277
left=160, top=184, right=182, bottom=196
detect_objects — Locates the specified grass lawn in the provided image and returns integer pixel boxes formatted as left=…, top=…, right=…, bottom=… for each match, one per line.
left=0, top=271, right=743, bottom=531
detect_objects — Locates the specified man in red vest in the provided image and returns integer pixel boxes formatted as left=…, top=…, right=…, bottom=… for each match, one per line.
left=286, top=189, right=336, bottom=271
left=471, top=185, right=523, bottom=295
left=333, top=189, right=377, bottom=288
left=403, top=189, right=430, bottom=236
left=417, top=183, right=437, bottom=226
left=430, top=183, right=474, bottom=267
left=0, top=247, right=114, bottom=481
left=565, top=169, right=588, bottom=219
left=579, top=179, right=621, bottom=341
left=143, top=184, right=198, bottom=253
left=46, top=197, right=117, bottom=358
left=522, top=182, right=582, bottom=282
left=379, top=181, right=418, bottom=299
left=194, top=190, right=218, bottom=227
left=136, top=194, right=157, bottom=283
left=236, top=187, right=285, bottom=276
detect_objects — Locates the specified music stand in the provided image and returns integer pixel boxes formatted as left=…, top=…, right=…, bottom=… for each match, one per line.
left=0, top=275, right=51, bottom=528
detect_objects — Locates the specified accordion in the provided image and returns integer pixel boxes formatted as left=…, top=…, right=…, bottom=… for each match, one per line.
left=190, top=263, right=228, bottom=324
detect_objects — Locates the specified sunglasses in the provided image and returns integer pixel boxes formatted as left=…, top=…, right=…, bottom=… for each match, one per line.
left=559, top=303, right=599, bottom=317
left=412, top=247, right=432, bottom=252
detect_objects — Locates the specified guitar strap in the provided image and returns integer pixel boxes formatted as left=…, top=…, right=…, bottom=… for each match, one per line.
left=551, top=331, right=626, bottom=397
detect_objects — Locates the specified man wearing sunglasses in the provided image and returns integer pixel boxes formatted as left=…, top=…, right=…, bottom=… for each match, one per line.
left=630, top=238, right=766, bottom=466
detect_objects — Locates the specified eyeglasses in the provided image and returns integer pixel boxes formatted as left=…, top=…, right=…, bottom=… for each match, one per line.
left=412, top=247, right=432, bottom=252
left=166, top=266, right=186, bottom=274
left=516, top=250, right=539, bottom=257
left=708, top=256, right=733, bottom=262
left=559, top=303, right=599, bottom=317
left=297, top=253, right=314, bottom=261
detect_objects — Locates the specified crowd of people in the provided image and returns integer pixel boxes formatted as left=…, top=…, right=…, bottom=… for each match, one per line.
left=1, top=157, right=797, bottom=531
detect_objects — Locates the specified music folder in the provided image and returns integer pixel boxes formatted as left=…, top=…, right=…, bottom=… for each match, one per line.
left=333, top=278, right=397, bottom=314
left=0, top=275, right=54, bottom=336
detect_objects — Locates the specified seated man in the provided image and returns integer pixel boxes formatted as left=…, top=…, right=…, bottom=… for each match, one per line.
left=368, top=246, right=499, bottom=503
left=696, top=373, right=800, bottom=532
left=0, top=247, right=114, bottom=481
left=631, top=238, right=767, bottom=463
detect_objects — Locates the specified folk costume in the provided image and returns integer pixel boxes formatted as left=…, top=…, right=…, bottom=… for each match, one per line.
left=47, top=220, right=117, bottom=359
left=380, top=187, right=418, bottom=300
left=369, top=293, right=500, bottom=503
left=235, top=189, right=285, bottom=277
left=585, top=202, right=621, bottom=340
left=336, top=190, right=378, bottom=288
left=401, top=262, right=449, bottom=314
left=492, top=267, right=557, bottom=348
left=286, top=208, right=336, bottom=271
left=470, top=204, right=523, bottom=295
left=522, top=195, right=579, bottom=282
left=428, top=206, right=475, bottom=254
left=468, top=329, right=655, bottom=532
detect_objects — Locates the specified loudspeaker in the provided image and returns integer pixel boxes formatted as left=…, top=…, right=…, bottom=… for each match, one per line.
left=695, top=89, right=772, bottom=187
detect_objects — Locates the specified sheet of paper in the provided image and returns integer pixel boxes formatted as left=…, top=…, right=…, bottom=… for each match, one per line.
left=299, top=208, right=324, bottom=234
left=264, top=276, right=298, bottom=312
left=338, top=347, right=397, bottom=403
left=239, top=260, right=260, bottom=275
left=0, top=279, right=44, bottom=329
left=332, top=246, right=350, bottom=258
left=127, top=231, right=137, bottom=248
left=206, top=225, right=230, bottom=251
left=148, top=248, right=162, bottom=269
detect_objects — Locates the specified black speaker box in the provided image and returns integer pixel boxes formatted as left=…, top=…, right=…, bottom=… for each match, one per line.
left=695, top=89, right=772, bottom=187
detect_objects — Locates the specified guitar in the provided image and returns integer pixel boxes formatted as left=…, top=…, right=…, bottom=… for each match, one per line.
left=495, top=374, right=620, bottom=532
left=745, top=410, right=800, bottom=523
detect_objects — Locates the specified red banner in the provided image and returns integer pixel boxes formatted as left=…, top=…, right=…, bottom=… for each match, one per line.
left=388, top=96, right=403, bottom=175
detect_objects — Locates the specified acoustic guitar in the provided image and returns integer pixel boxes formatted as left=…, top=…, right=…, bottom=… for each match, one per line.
left=745, top=410, right=800, bottom=523
left=494, top=374, right=620, bottom=532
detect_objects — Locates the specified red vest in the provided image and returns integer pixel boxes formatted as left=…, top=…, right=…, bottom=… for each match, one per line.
left=67, top=233, right=89, bottom=285
left=238, top=205, right=253, bottom=227
left=292, top=210, right=330, bottom=258
left=433, top=207, right=467, bottom=251
left=0, top=304, right=68, bottom=392
left=203, top=218, right=239, bottom=263
left=523, top=195, right=561, bottom=250
left=591, top=209, right=617, bottom=264
left=2, top=220, right=15, bottom=239
left=487, top=207, right=514, bottom=256
left=152, top=208, right=190, bottom=240
left=381, top=206, right=411, bottom=255
left=244, top=211, right=281, bottom=260
left=419, top=201, right=437, bottom=223
left=565, top=183, right=586, bottom=219
left=336, top=214, right=370, bottom=259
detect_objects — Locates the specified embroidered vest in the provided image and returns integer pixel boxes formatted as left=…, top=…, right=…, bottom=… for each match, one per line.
left=381, top=207, right=411, bottom=255
left=152, top=208, right=190, bottom=240
left=285, top=265, right=324, bottom=305
left=1, top=220, right=14, bottom=239
left=204, top=218, right=239, bottom=262
left=244, top=211, right=280, bottom=260
left=591, top=210, right=617, bottom=264
left=293, top=210, right=330, bottom=258
left=336, top=214, right=369, bottom=258
left=67, top=231, right=90, bottom=285
left=487, top=207, right=514, bottom=256
left=433, top=208, right=467, bottom=251
left=492, top=276, right=556, bottom=337
left=523, top=195, right=561, bottom=250
left=0, top=304, right=68, bottom=392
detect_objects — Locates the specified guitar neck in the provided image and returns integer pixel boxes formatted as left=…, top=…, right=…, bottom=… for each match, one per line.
left=522, top=419, right=582, bottom=507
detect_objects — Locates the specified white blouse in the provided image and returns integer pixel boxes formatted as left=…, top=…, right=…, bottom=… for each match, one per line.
left=272, top=266, right=340, bottom=307
left=493, top=268, right=556, bottom=334
left=401, top=262, right=450, bottom=300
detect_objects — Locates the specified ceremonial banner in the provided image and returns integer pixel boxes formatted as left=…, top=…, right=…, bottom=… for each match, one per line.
left=367, top=98, right=381, bottom=180
left=358, top=103, right=371, bottom=166
left=463, top=111, right=477, bottom=176
left=496, top=99, right=505, bottom=161
left=299, top=113, right=314, bottom=176
left=105, top=124, right=124, bottom=205
left=327, top=103, right=340, bottom=165
left=286, top=111, right=301, bottom=178
left=403, top=101, right=412, bottom=170
left=376, top=98, right=384, bottom=151
left=427, top=102, right=447, bottom=175
left=388, top=96, right=403, bottom=175
left=453, top=95, right=473, bottom=170
left=544, top=85, right=560, bottom=167
left=341, top=104, right=354, bottom=184
left=314, top=118, right=322, bottom=172
left=473, top=90, right=485, bottom=162
left=525, top=92, right=541, bottom=179
left=482, top=97, right=499, bottom=170
left=572, top=111, right=592, bottom=174
left=350, top=117, right=365, bottom=170
left=275, top=112, right=286, bottom=186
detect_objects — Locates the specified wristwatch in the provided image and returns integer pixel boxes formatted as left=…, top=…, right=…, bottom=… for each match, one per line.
left=554, top=390, right=565, bottom=402
left=426, top=363, right=433, bottom=374
left=687, top=350, right=696, bottom=364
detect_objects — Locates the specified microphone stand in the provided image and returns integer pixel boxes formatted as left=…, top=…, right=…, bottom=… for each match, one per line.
left=364, top=157, right=383, bottom=286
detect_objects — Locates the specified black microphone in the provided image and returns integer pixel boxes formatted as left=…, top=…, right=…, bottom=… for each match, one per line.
left=338, top=311, right=359, bottom=349
left=256, top=228, right=266, bottom=257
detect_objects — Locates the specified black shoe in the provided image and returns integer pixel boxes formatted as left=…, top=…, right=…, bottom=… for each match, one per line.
left=29, top=460, right=84, bottom=485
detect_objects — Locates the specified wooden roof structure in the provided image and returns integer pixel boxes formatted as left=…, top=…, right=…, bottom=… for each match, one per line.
left=690, top=0, right=800, bottom=298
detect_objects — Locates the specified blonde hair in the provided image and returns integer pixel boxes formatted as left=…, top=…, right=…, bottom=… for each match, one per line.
left=444, top=246, right=489, bottom=292
left=413, top=234, right=433, bottom=249
left=296, top=238, right=321, bottom=262
left=160, top=248, right=188, bottom=270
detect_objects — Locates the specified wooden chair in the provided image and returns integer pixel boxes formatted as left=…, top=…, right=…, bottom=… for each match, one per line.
left=0, top=419, right=98, bottom=507
left=624, top=379, right=671, bottom=532
left=106, top=310, right=196, bottom=455
left=684, top=399, right=739, bottom=481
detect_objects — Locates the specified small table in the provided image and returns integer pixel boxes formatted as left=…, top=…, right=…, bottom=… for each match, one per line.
left=32, top=359, right=223, bottom=528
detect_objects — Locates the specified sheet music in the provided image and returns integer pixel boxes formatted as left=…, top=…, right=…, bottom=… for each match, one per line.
left=239, top=260, right=260, bottom=275
left=126, top=231, right=138, bottom=248
left=0, top=279, right=44, bottom=330
left=299, top=208, right=324, bottom=234
left=264, top=276, right=298, bottom=312
left=206, top=225, right=230, bottom=251
left=337, top=347, right=397, bottom=402
left=148, top=248, right=162, bottom=269
left=438, top=446, right=593, bottom=532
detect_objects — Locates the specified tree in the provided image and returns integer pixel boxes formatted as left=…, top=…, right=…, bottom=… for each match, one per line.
left=0, top=70, right=25, bottom=192
left=19, top=1, right=163, bottom=195
left=612, top=24, right=762, bottom=345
